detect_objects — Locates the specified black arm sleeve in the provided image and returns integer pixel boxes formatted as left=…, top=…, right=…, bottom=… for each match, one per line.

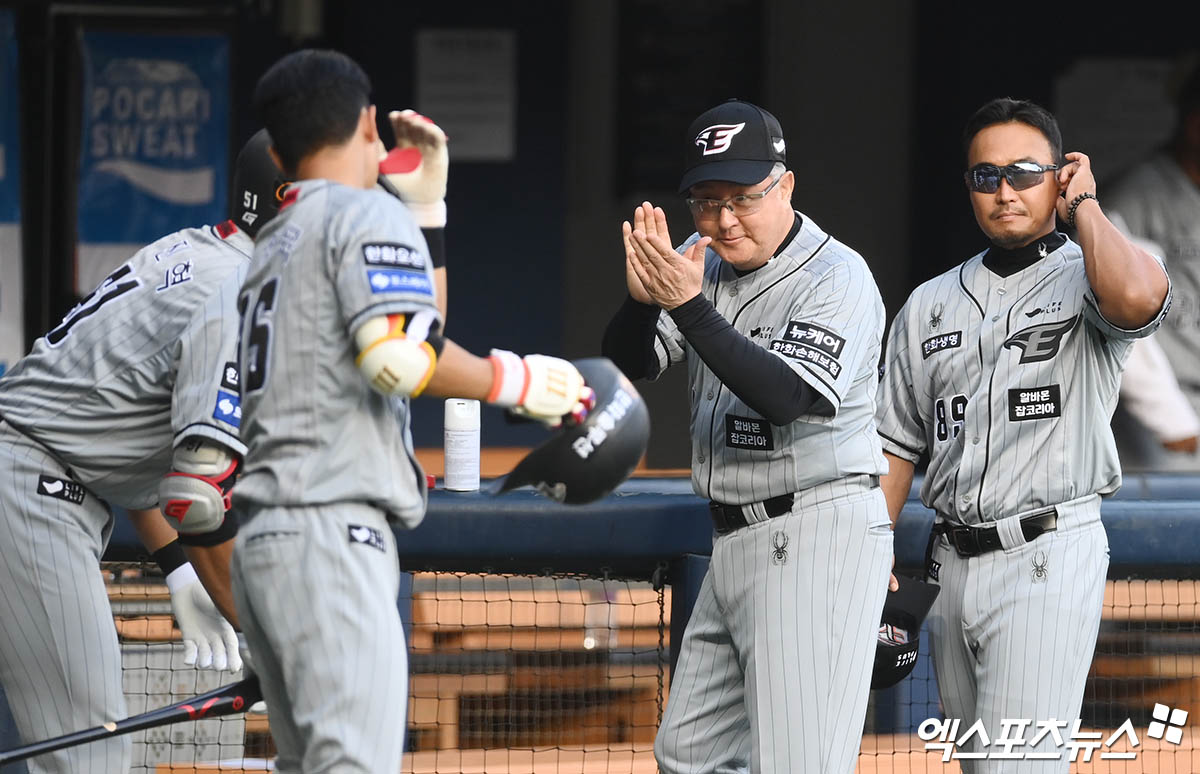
left=600, top=295, right=662, bottom=380
left=421, top=227, right=445, bottom=268
left=669, top=294, right=832, bottom=424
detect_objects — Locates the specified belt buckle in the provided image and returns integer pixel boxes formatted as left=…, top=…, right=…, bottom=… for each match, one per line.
left=950, top=527, right=977, bottom=557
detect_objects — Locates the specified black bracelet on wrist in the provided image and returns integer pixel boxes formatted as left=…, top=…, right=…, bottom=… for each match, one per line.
left=151, top=539, right=188, bottom=576
left=1066, top=192, right=1098, bottom=229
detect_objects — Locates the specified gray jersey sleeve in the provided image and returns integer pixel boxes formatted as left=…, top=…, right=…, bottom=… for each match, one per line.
left=331, top=190, right=440, bottom=337
left=876, top=299, right=926, bottom=464
left=773, top=258, right=880, bottom=416
left=172, top=264, right=248, bottom=455
left=1081, top=257, right=1171, bottom=341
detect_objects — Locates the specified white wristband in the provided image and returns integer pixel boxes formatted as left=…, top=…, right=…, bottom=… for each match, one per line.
left=487, top=349, right=527, bottom=407
left=165, top=562, right=199, bottom=594
left=405, top=200, right=447, bottom=229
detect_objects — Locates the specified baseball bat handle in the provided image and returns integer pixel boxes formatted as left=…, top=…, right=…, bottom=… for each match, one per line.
left=0, top=675, right=262, bottom=766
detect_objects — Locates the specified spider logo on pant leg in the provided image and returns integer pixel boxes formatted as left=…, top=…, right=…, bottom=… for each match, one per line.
left=771, top=530, right=789, bottom=565
left=1031, top=551, right=1049, bottom=583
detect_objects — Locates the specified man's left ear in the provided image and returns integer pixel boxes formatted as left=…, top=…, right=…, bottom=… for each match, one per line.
left=780, top=169, right=796, bottom=200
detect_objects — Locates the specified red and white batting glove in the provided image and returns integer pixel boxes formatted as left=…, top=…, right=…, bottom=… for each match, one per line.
left=380, top=109, right=448, bottom=228
left=487, top=349, right=596, bottom=427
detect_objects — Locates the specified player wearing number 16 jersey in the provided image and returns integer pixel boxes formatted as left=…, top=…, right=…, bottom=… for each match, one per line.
left=233, top=50, right=595, bottom=773
left=876, top=98, right=1171, bottom=772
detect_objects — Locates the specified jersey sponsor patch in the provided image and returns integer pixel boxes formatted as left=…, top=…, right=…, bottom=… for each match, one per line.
left=220, top=361, right=240, bottom=392
left=213, top=389, right=242, bottom=427
left=366, top=268, right=434, bottom=296
left=362, top=242, right=427, bottom=270
left=348, top=524, right=386, bottom=552
left=1008, top=384, right=1062, bottom=421
left=1003, top=315, right=1079, bottom=364
left=36, top=474, right=86, bottom=504
left=769, top=339, right=842, bottom=379
left=921, top=331, right=962, bottom=359
left=783, top=321, right=845, bottom=356
left=725, top=414, right=774, bottom=450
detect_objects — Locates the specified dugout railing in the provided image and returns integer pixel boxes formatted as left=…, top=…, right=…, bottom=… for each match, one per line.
left=1, top=473, right=1198, bottom=773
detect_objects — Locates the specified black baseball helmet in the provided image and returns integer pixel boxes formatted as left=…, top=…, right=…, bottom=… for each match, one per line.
left=872, top=575, right=941, bottom=690
left=490, top=358, right=650, bottom=505
left=230, top=129, right=291, bottom=238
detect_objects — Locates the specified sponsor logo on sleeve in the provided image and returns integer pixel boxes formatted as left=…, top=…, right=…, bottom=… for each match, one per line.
left=348, top=524, right=387, bottom=552
left=220, top=361, right=239, bottom=392
left=1003, top=316, right=1079, bottom=364
left=213, top=389, right=242, bottom=427
left=1008, top=384, right=1062, bottom=421
left=36, top=474, right=86, bottom=504
left=366, top=268, right=434, bottom=296
left=768, top=321, right=847, bottom=378
left=362, top=242, right=428, bottom=270
left=921, top=331, right=963, bottom=359
left=725, top=414, right=775, bottom=450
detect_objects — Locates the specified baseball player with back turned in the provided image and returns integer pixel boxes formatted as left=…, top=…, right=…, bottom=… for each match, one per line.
left=876, top=97, right=1171, bottom=771
left=233, top=49, right=595, bottom=773
left=602, top=99, right=893, bottom=773
left=0, top=132, right=289, bottom=773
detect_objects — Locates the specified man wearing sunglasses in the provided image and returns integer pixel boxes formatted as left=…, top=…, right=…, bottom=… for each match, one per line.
left=603, top=99, right=892, bottom=773
left=876, top=97, right=1171, bottom=770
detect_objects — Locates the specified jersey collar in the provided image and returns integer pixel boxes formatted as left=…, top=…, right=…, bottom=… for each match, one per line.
left=212, top=219, right=254, bottom=258
left=982, top=230, right=1066, bottom=278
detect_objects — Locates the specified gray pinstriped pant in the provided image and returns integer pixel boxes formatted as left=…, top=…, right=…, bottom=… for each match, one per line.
left=926, top=496, right=1108, bottom=773
left=231, top=503, right=407, bottom=773
left=655, top=478, right=893, bottom=773
left=0, top=422, right=130, bottom=774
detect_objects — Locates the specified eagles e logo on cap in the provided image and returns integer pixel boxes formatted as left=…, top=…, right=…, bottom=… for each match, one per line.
left=679, top=99, right=787, bottom=193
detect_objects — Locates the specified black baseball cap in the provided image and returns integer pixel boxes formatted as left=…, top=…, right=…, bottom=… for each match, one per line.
left=679, top=99, right=787, bottom=194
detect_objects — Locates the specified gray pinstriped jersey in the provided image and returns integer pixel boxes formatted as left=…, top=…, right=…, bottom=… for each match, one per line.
left=233, top=181, right=437, bottom=527
left=649, top=213, right=887, bottom=504
left=0, top=224, right=250, bottom=509
left=876, top=238, right=1170, bottom=524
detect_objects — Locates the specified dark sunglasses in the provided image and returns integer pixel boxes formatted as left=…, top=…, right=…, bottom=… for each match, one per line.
left=965, top=161, right=1059, bottom=194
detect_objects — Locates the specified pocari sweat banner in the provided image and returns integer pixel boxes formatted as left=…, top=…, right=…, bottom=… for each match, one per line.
left=76, top=31, right=229, bottom=252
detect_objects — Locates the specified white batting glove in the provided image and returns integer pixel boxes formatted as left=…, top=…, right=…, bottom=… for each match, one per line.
left=166, top=563, right=241, bottom=672
left=487, top=350, right=596, bottom=426
left=380, top=109, right=448, bottom=228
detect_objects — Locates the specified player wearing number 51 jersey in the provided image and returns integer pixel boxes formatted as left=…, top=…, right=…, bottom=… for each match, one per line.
left=0, top=132, right=289, bottom=773
left=877, top=98, right=1171, bottom=772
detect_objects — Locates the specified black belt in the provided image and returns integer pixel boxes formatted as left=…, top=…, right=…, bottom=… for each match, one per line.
left=932, top=507, right=1058, bottom=558
left=710, top=493, right=795, bottom=535
left=709, top=475, right=880, bottom=535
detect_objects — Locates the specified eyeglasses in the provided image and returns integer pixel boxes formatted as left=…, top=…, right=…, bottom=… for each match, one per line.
left=686, top=175, right=782, bottom=219
left=965, top=161, right=1059, bottom=194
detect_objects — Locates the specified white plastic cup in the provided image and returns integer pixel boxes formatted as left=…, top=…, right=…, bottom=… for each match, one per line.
left=444, top=398, right=481, bottom=491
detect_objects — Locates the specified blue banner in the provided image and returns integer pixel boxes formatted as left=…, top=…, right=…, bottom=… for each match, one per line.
left=0, top=9, right=20, bottom=224
left=76, top=31, right=229, bottom=243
